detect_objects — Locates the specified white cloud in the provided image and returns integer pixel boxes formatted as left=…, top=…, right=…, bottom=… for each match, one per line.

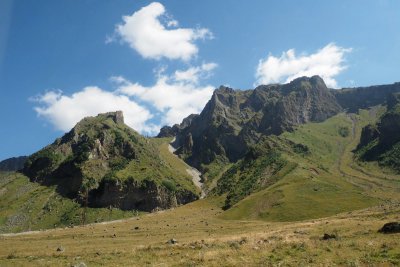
left=255, top=43, right=352, bottom=88
left=114, top=63, right=216, bottom=125
left=114, top=2, right=212, bottom=61
left=33, top=87, right=156, bottom=134
left=34, top=63, right=216, bottom=135
left=174, top=62, right=217, bottom=84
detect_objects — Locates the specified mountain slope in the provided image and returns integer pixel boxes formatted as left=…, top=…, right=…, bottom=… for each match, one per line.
left=332, top=82, right=400, bottom=112
left=22, top=111, right=199, bottom=212
left=169, top=76, right=342, bottom=179
left=0, top=156, right=27, bottom=172
left=220, top=112, right=393, bottom=221
left=356, top=93, right=400, bottom=172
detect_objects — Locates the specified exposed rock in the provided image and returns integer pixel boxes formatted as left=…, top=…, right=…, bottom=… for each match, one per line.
left=321, top=233, right=337, bottom=240
left=378, top=222, right=400, bottom=234
left=157, top=114, right=198, bottom=138
left=90, top=178, right=197, bottom=212
left=357, top=96, right=400, bottom=172
left=157, top=126, right=176, bottom=138
left=56, top=246, right=65, bottom=252
left=167, top=238, right=178, bottom=244
left=165, top=76, right=342, bottom=169
left=332, top=82, right=400, bottom=112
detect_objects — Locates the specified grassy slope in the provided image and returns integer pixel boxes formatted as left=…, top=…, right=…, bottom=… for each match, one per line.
left=221, top=111, right=400, bottom=221
left=116, top=137, right=198, bottom=194
left=0, top=172, right=136, bottom=233
left=0, top=138, right=196, bottom=234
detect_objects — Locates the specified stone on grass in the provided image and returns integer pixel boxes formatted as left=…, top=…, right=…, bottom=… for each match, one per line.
left=378, top=222, right=400, bottom=234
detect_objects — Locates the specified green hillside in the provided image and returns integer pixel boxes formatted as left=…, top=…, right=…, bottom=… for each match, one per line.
left=0, top=135, right=196, bottom=233
left=220, top=110, right=400, bottom=221
left=0, top=172, right=135, bottom=233
left=22, top=111, right=199, bottom=212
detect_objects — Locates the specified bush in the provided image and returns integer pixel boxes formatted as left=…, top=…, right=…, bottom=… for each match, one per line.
left=338, top=126, right=350, bottom=137
left=292, top=143, right=310, bottom=155
left=162, top=179, right=176, bottom=192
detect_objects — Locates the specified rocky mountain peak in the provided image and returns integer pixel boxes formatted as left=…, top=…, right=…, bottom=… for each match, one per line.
left=166, top=76, right=342, bottom=169
left=91, top=111, right=124, bottom=124
left=106, top=111, right=124, bottom=124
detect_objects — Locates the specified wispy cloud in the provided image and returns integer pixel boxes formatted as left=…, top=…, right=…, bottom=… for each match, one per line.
left=255, top=43, right=352, bottom=88
left=113, top=2, right=212, bottom=61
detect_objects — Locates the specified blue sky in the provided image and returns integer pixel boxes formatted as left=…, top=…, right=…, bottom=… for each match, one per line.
left=0, top=0, right=399, bottom=160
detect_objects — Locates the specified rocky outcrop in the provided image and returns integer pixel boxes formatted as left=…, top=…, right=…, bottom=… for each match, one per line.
left=332, top=82, right=400, bottom=112
left=357, top=94, right=400, bottom=172
left=165, top=76, right=342, bottom=169
left=0, top=156, right=27, bottom=172
left=157, top=114, right=198, bottom=138
left=90, top=179, right=197, bottom=211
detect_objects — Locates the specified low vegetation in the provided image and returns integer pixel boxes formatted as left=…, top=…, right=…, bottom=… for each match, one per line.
left=0, top=196, right=399, bottom=266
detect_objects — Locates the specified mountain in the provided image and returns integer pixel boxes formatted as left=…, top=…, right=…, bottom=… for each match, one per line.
left=2, top=76, right=400, bottom=233
left=0, top=156, right=27, bottom=171
left=22, top=111, right=198, bottom=212
left=169, top=76, right=341, bottom=173
left=356, top=92, right=400, bottom=172
left=156, top=77, right=400, bottom=218
left=332, top=82, right=400, bottom=112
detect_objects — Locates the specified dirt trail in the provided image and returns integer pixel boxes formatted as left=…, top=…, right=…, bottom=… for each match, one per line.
left=336, top=114, right=392, bottom=191
left=168, top=138, right=206, bottom=198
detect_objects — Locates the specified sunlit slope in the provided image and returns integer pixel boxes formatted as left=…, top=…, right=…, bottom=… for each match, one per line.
left=221, top=110, right=400, bottom=221
left=0, top=172, right=135, bottom=233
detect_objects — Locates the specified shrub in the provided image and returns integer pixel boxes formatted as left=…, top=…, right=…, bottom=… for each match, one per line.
left=338, top=126, right=350, bottom=137
left=162, top=179, right=176, bottom=192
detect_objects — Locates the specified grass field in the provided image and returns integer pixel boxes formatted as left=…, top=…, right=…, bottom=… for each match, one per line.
left=0, top=197, right=399, bottom=266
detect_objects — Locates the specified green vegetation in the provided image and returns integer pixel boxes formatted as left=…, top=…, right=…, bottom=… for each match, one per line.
left=22, top=113, right=200, bottom=212
left=0, top=195, right=399, bottom=266
left=220, top=111, right=399, bottom=221
left=356, top=102, right=400, bottom=173
left=216, top=148, right=287, bottom=209
left=0, top=172, right=137, bottom=233
left=162, top=179, right=177, bottom=192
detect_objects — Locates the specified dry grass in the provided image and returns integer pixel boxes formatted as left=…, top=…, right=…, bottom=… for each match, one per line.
left=1, top=197, right=399, bottom=266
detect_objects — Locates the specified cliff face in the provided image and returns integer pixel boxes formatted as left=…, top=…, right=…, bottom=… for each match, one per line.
left=169, top=76, right=342, bottom=168
left=22, top=111, right=198, bottom=211
left=356, top=93, right=400, bottom=172
left=332, top=82, right=400, bottom=112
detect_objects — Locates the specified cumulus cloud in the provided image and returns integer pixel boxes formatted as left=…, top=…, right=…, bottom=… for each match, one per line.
left=255, top=43, right=352, bottom=88
left=114, top=2, right=212, bottom=61
left=115, top=63, right=216, bottom=125
left=33, top=63, right=217, bottom=134
left=33, top=87, right=157, bottom=134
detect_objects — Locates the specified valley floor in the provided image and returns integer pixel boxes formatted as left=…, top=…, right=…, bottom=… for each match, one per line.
left=0, top=197, right=399, bottom=266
